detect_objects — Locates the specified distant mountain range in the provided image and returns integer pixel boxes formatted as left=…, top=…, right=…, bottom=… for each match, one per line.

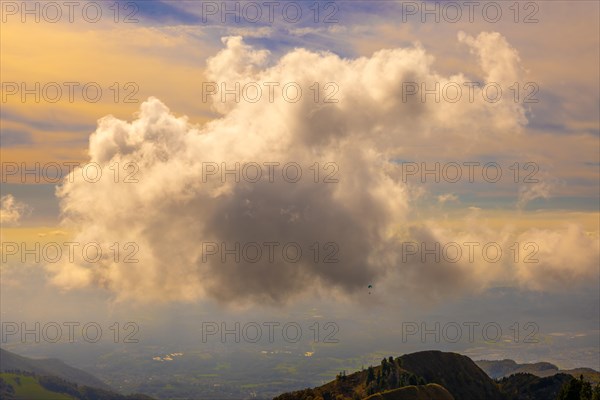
left=476, top=358, right=600, bottom=384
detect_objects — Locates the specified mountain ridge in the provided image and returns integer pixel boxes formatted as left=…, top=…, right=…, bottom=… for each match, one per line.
left=274, top=350, right=600, bottom=400
left=0, top=347, right=110, bottom=390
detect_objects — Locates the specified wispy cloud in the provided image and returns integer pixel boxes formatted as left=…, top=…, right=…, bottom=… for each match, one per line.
left=0, top=194, right=29, bottom=225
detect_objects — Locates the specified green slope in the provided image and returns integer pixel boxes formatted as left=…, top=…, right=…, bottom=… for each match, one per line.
left=1, top=372, right=76, bottom=400
left=0, top=371, right=156, bottom=400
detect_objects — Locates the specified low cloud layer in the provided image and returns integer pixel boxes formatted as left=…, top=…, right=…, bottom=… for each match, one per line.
left=49, top=32, right=598, bottom=305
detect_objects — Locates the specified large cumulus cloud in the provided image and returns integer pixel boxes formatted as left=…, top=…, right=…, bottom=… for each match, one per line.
left=49, top=32, right=598, bottom=305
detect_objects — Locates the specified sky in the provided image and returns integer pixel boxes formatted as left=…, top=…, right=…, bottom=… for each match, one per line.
left=1, top=0, right=599, bottom=373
